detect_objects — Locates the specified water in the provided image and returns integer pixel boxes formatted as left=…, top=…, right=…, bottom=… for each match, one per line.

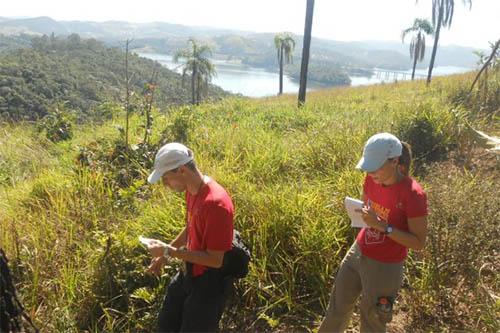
left=138, top=52, right=309, bottom=97
left=138, top=52, right=473, bottom=97
left=350, top=66, right=474, bottom=86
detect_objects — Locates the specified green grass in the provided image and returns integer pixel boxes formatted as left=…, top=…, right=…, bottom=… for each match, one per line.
left=1, top=72, right=498, bottom=332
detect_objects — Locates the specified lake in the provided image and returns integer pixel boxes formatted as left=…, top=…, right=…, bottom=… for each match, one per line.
left=138, top=52, right=474, bottom=97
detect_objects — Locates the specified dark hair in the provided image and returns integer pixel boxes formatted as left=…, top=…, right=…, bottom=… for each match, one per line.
left=398, top=142, right=412, bottom=176
left=170, top=160, right=197, bottom=173
left=185, top=160, right=197, bottom=171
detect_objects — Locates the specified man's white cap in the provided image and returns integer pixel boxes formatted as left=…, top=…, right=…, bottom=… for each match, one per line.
left=147, top=142, right=194, bottom=184
left=356, top=133, right=402, bottom=172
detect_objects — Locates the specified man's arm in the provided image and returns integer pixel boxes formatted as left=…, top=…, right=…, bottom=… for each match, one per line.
left=169, top=201, right=232, bottom=269
left=170, top=227, right=187, bottom=249
left=168, top=246, right=225, bottom=269
left=147, top=227, right=187, bottom=258
left=146, top=227, right=187, bottom=276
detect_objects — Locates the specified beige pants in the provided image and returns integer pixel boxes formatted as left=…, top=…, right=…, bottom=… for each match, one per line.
left=319, top=243, right=404, bottom=333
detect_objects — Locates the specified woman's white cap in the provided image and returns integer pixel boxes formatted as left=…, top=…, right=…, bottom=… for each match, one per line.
left=148, top=143, right=194, bottom=184
left=356, top=133, right=402, bottom=172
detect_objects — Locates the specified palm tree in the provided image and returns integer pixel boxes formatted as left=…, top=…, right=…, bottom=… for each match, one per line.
left=298, top=0, right=315, bottom=106
left=274, top=33, right=296, bottom=95
left=174, top=38, right=216, bottom=104
left=418, top=0, right=472, bottom=84
left=401, top=18, right=434, bottom=80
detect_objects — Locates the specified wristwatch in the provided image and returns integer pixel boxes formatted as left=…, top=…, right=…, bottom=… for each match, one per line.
left=163, top=246, right=171, bottom=258
left=384, top=224, right=394, bottom=235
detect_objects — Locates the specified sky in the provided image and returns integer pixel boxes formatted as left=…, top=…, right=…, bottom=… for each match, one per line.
left=2, top=0, right=499, bottom=49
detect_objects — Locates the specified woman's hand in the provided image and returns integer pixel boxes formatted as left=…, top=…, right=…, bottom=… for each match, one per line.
left=356, top=206, right=385, bottom=232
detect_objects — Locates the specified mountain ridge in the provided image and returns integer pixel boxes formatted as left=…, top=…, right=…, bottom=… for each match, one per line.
left=0, top=16, right=481, bottom=70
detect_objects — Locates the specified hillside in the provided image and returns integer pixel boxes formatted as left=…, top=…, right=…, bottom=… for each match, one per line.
left=0, top=70, right=498, bottom=332
left=0, top=17, right=480, bottom=68
left=0, top=34, right=228, bottom=121
left=0, top=17, right=481, bottom=87
left=0, top=33, right=32, bottom=52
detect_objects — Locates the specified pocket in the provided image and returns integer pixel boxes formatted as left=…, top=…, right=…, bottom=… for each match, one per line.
left=375, top=296, right=393, bottom=323
left=377, top=308, right=393, bottom=324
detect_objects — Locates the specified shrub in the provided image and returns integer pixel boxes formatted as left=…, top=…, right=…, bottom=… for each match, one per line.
left=76, top=232, right=162, bottom=332
left=395, top=106, right=456, bottom=169
left=38, top=105, right=74, bottom=142
left=402, top=163, right=500, bottom=331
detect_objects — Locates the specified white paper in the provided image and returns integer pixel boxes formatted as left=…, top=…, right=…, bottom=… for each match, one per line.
left=344, top=197, right=368, bottom=228
left=139, top=236, right=167, bottom=248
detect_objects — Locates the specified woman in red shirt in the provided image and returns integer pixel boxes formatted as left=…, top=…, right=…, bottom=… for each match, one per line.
left=319, top=133, right=428, bottom=333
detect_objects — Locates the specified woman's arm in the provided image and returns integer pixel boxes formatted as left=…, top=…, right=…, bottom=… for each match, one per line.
left=385, top=216, right=427, bottom=250
left=359, top=208, right=428, bottom=250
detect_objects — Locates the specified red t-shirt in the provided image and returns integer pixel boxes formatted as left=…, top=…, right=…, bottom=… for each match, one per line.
left=186, top=177, right=234, bottom=277
left=356, top=175, right=428, bottom=263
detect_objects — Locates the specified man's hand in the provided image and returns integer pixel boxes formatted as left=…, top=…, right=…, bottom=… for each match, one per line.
left=147, top=239, right=168, bottom=258
left=147, top=256, right=167, bottom=276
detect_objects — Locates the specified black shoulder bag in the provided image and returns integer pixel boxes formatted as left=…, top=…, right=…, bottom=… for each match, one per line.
left=221, top=230, right=251, bottom=279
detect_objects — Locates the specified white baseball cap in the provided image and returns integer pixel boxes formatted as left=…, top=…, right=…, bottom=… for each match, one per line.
left=147, top=143, right=194, bottom=184
left=356, top=133, right=402, bottom=172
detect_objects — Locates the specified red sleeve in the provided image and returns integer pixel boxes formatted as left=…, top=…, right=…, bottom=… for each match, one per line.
left=203, top=202, right=233, bottom=251
left=405, top=186, right=428, bottom=218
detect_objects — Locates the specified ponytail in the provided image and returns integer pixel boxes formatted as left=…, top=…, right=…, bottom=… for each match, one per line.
left=398, top=142, right=412, bottom=176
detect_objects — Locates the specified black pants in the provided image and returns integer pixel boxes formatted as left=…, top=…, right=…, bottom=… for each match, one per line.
left=157, top=268, right=233, bottom=333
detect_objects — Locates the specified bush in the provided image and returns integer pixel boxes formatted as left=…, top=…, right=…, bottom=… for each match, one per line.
left=158, top=106, right=194, bottom=145
left=76, top=232, right=162, bottom=332
left=77, top=136, right=155, bottom=192
left=402, top=163, right=500, bottom=331
left=38, top=105, right=74, bottom=142
left=395, top=106, right=456, bottom=169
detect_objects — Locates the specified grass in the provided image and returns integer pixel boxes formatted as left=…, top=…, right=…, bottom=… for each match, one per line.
left=1, top=72, right=499, bottom=332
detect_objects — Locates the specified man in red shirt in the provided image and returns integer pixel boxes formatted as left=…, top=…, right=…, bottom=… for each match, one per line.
left=146, top=142, right=234, bottom=332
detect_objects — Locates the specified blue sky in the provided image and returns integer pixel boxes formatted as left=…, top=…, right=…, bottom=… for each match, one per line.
left=2, top=0, right=499, bottom=48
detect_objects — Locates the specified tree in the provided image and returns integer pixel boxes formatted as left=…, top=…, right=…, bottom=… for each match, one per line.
left=470, top=39, right=500, bottom=93
left=401, top=18, right=434, bottom=80
left=143, top=69, right=158, bottom=145
left=274, top=33, right=296, bottom=95
left=418, top=0, right=472, bottom=84
left=174, top=38, right=216, bottom=105
left=124, top=39, right=133, bottom=149
left=298, top=0, right=315, bottom=106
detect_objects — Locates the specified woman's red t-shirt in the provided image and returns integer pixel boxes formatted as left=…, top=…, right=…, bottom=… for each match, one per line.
left=356, top=175, right=428, bottom=263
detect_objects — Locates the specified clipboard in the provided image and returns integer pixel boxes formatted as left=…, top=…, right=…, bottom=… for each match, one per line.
left=344, top=197, right=368, bottom=228
left=139, top=236, right=167, bottom=248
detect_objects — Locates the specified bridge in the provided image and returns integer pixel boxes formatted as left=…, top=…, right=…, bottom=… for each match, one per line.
left=371, top=68, right=427, bottom=81
left=343, top=66, right=427, bottom=81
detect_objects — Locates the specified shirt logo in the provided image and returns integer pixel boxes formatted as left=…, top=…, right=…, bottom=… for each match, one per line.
left=365, top=200, right=391, bottom=245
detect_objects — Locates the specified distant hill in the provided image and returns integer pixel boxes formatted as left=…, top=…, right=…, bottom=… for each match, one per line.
left=0, top=16, right=481, bottom=69
left=351, top=40, right=480, bottom=68
left=0, top=16, right=482, bottom=87
left=0, top=34, right=227, bottom=121
left=0, top=33, right=32, bottom=52
left=0, top=16, right=242, bottom=40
